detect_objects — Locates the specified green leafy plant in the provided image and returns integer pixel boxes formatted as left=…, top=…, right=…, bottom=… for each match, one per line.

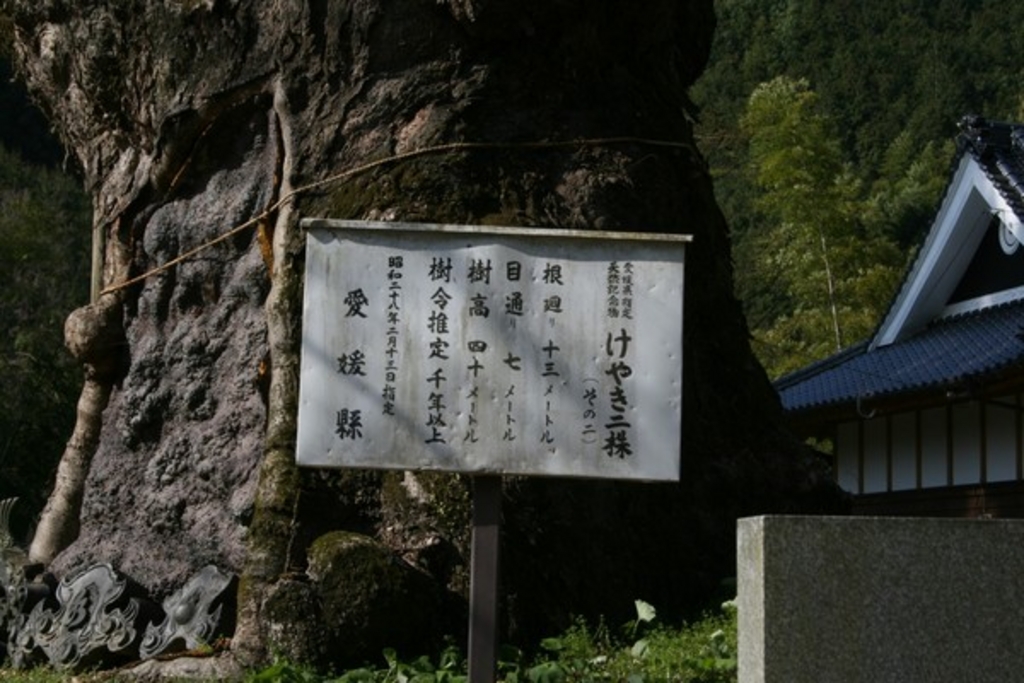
left=496, top=598, right=737, bottom=683
left=248, top=657, right=325, bottom=683
left=627, top=598, right=658, bottom=658
left=328, top=644, right=467, bottom=683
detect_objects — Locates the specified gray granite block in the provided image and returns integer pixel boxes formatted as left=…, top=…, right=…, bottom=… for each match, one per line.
left=738, top=515, right=1024, bottom=683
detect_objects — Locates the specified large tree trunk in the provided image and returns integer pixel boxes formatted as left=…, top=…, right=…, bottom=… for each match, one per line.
left=4, top=0, right=842, bottom=670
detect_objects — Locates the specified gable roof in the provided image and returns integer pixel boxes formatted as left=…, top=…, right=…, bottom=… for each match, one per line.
left=874, top=117, right=1024, bottom=348
left=777, top=117, right=1024, bottom=417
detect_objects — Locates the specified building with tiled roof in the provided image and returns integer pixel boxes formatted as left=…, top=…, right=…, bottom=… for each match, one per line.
left=776, top=116, right=1024, bottom=516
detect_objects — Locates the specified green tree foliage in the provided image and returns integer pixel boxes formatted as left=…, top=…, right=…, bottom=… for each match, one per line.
left=698, top=0, right=1024, bottom=178
left=865, top=132, right=954, bottom=250
left=694, top=0, right=1024, bottom=377
left=737, top=77, right=903, bottom=378
left=0, top=141, right=91, bottom=542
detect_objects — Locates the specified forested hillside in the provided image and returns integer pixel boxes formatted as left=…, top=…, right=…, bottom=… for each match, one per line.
left=693, top=0, right=1024, bottom=377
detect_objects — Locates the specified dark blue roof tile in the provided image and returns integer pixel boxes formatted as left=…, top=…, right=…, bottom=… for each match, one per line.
left=776, top=299, right=1024, bottom=413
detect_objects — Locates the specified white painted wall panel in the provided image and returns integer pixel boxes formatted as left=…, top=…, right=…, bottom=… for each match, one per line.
left=921, top=407, right=948, bottom=488
left=836, top=421, right=860, bottom=493
left=986, top=398, right=1018, bottom=482
left=890, top=413, right=917, bottom=491
left=952, top=402, right=981, bottom=485
left=862, top=418, right=888, bottom=494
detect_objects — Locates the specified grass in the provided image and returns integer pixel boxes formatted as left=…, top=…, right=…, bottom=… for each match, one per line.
left=250, top=598, right=738, bottom=683
left=495, top=599, right=738, bottom=683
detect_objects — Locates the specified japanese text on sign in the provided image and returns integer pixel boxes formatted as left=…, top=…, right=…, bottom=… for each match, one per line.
left=297, top=220, right=688, bottom=481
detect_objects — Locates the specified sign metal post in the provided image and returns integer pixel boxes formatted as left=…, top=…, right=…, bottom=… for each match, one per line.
left=468, top=475, right=502, bottom=682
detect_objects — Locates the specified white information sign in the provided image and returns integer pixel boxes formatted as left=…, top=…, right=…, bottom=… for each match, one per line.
left=297, top=219, right=688, bottom=481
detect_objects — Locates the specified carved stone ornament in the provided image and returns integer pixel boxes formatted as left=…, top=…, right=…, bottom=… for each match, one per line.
left=9, top=563, right=156, bottom=669
left=0, top=554, right=26, bottom=661
left=4, top=559, right=236, bottom=670
left=139, top=564, right=236, bottom=659
left=0, top=497, right=16, bottom=551
left=0, top=497, right=26, bottom=661
left=0, top=494, right=236, bottom=671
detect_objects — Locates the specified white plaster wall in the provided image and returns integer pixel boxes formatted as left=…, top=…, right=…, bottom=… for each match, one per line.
left=952, top=403, right=981, bottom=485
left=920, top=407, right=948, bottom=488
left=862, top=418, right=888, bottom=494
left=890, top=413, right=917, bottom=490
left=836, top=421, right=860, bottom=494
left=986, top=399, right=1018, bottom=482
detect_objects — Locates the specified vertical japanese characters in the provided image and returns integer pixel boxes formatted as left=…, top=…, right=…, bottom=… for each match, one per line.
left=425, top=257, right=454, bottom=444
left=464, top=256, right=491, bottom=445
left=335, top=285, right=370, bottom=440
left=602, top=261, right=635, bottom=459
left=382, top=256, right=404, bottom=416
left=333, top=251, right=641, bottom=459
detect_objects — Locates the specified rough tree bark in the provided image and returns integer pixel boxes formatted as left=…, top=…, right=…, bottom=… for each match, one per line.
left=4, top=0, right=842, bottom=671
